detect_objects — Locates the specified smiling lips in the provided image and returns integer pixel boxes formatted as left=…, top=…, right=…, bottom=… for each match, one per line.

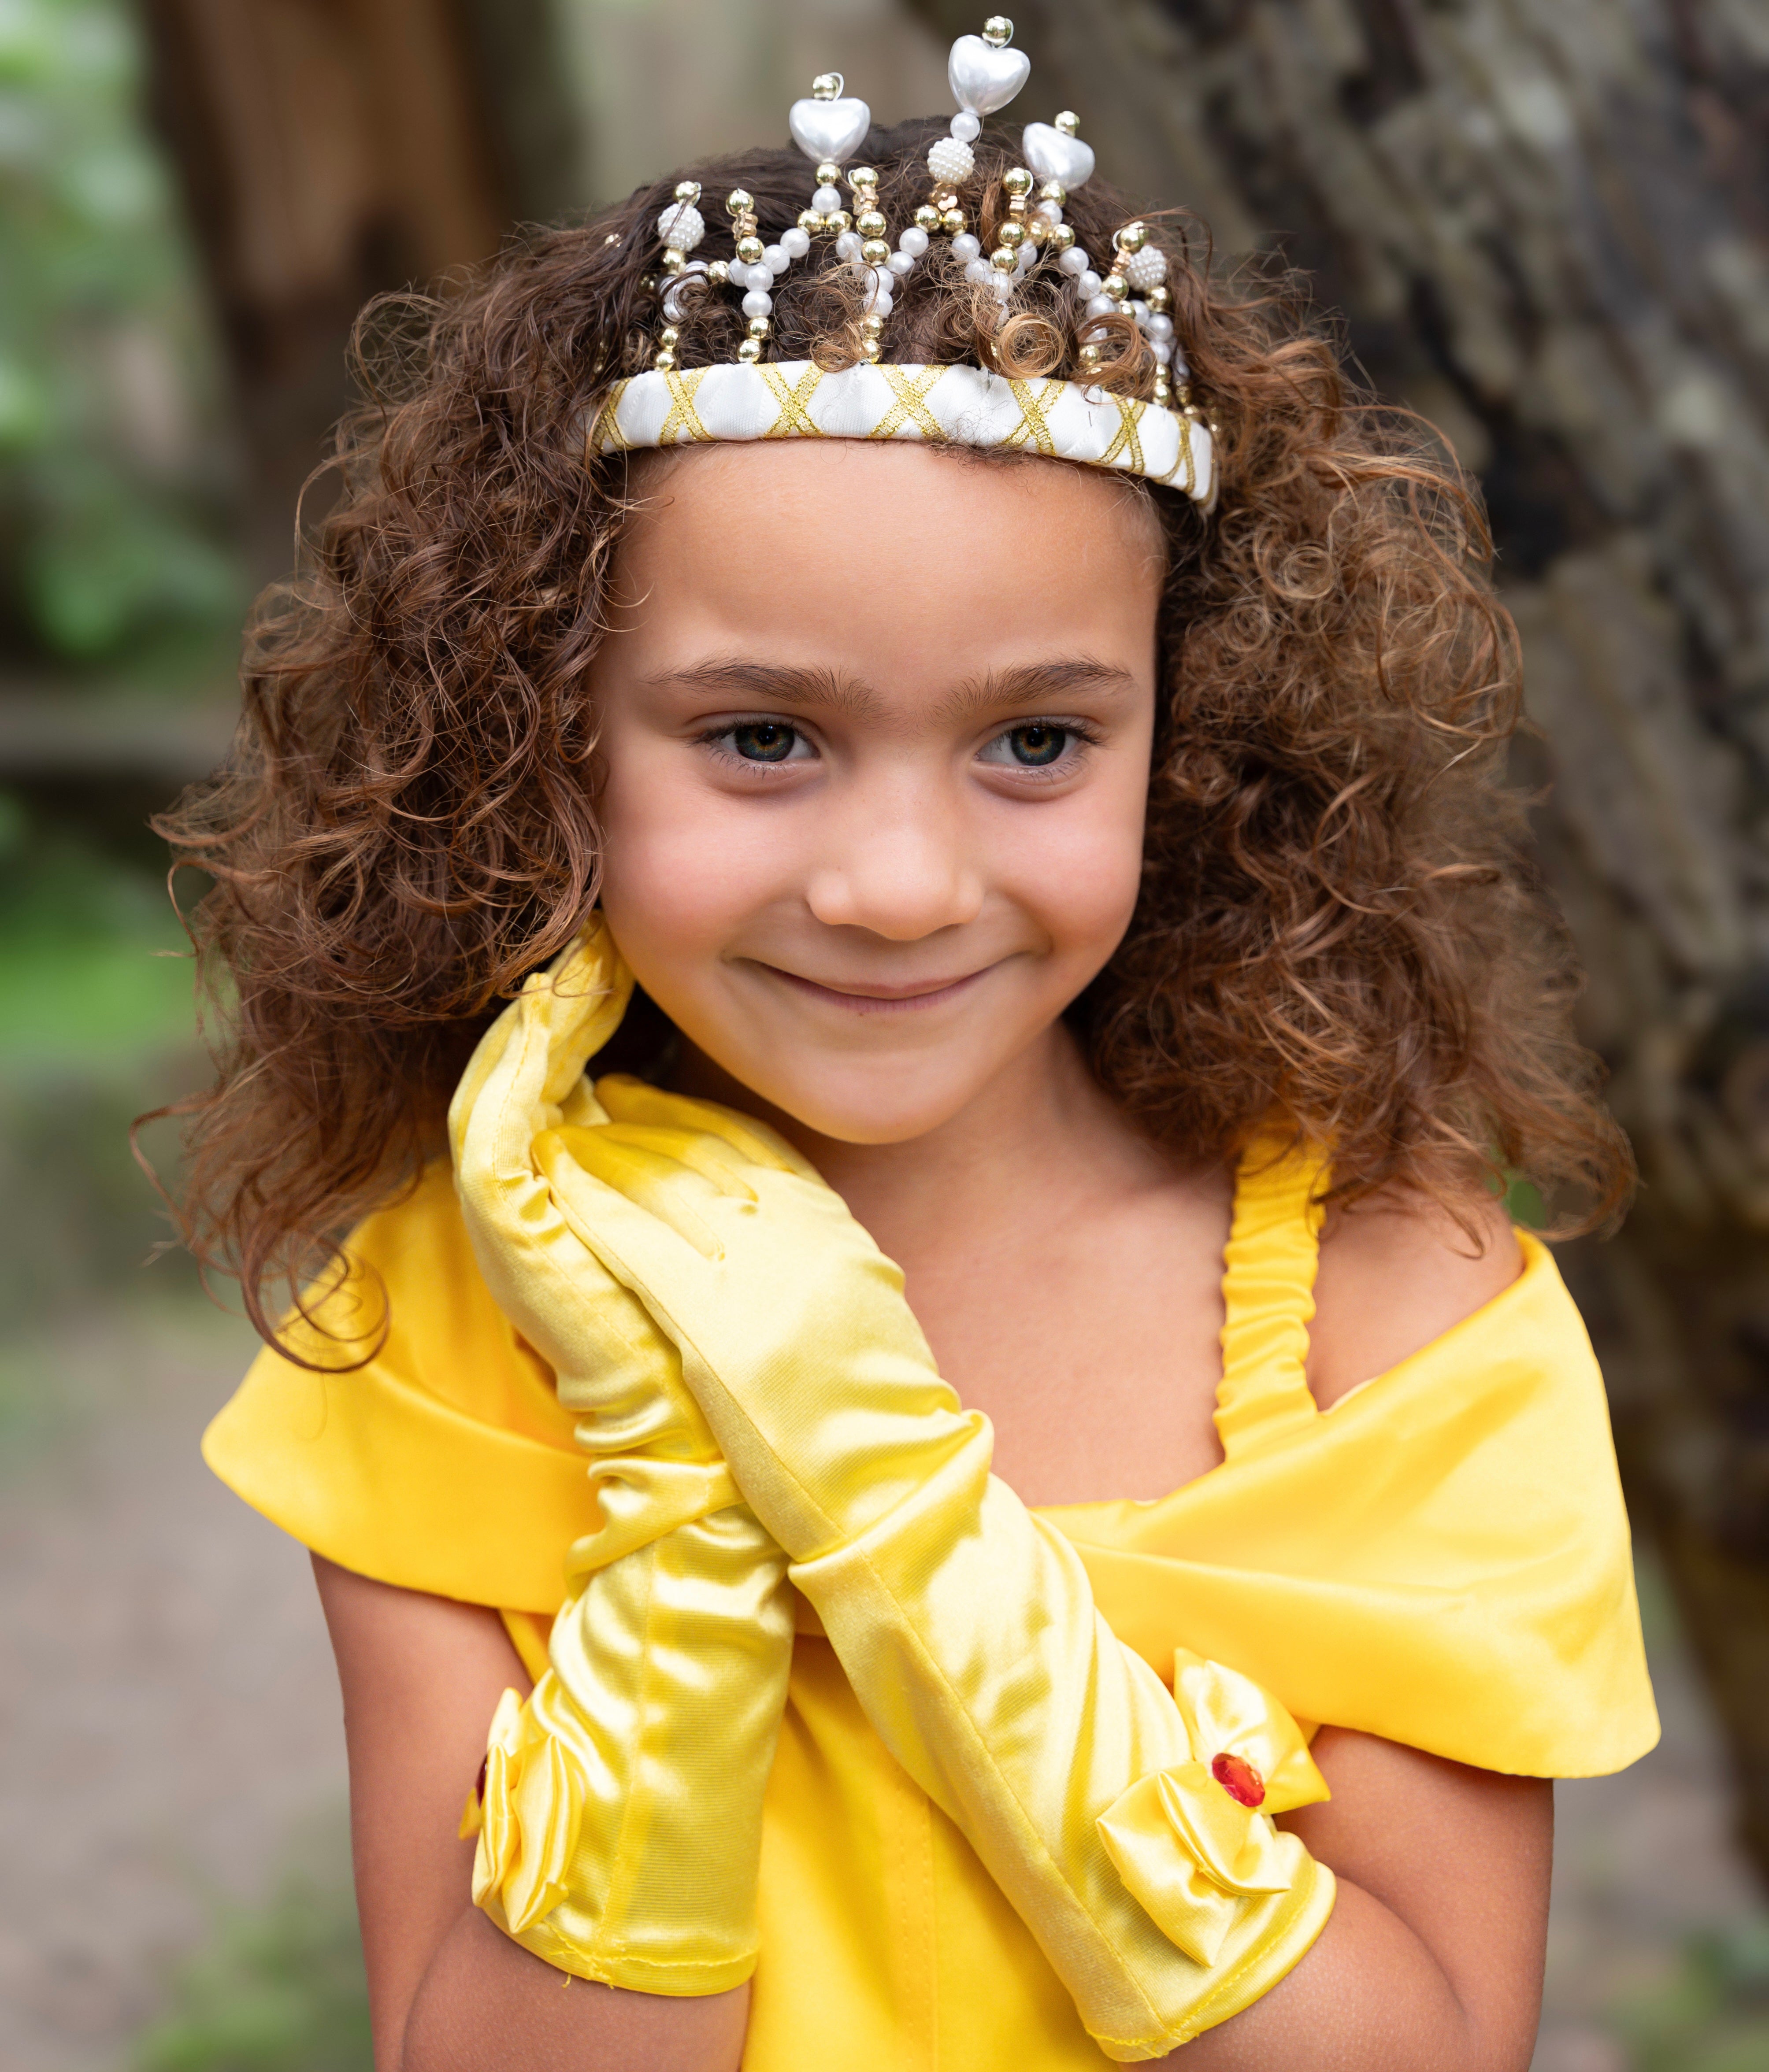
left=759, top=963, right=994, bottom=1013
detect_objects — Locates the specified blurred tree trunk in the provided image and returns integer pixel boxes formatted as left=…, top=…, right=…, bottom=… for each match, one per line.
left=907, top=0, right=1769, bottom=1882
left=137, top=0, right=584, bottom=578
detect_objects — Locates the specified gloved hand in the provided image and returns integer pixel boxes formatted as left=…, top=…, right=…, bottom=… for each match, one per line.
left=447, top=920, right=800, bottom=1994
left=535, top=1065, right=1336, bottom=2061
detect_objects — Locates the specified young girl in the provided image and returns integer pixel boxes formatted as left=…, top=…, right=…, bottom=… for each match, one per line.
left=183, top=22, right=1657, bottom=2070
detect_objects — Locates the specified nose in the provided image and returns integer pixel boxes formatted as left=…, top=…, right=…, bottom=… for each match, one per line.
left=804, top=783, right=985, bottom=940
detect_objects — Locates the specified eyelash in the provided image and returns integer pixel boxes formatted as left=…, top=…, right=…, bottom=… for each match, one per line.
left=695, top=717, right=1105, bottom=777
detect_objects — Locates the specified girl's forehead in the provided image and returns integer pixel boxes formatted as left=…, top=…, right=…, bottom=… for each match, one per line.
left=618, top=437, right=1166, bottom=582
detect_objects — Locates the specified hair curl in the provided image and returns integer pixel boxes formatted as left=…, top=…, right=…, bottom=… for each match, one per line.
left=151, top=117, right=1632, bottom=1347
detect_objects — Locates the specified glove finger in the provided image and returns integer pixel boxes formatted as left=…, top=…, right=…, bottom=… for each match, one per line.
left=449, top=918, right=632, bottom=1187
left=542, top=1127, right=740, bottom=1261
left=532, top=1130, right=729, bottom=1305
left=596, top=1074, right=822, bottom=1181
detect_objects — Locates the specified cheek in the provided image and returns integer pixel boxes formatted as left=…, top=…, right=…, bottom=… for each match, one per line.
left=595, top=744, right=785, bottom=966
left=995, top=771, right=1150, bottom=963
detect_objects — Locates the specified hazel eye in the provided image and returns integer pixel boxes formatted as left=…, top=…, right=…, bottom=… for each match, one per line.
left=979, top=722, right=1077, bottom=769
left=729, top=721, right=803, bottom=762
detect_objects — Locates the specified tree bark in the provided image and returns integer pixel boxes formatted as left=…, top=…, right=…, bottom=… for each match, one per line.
left=138, top=0, right=583, bottom=577
left=906, top=0, right=1769, bottom=1885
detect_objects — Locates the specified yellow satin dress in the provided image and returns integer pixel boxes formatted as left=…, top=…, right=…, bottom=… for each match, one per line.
left=205, top=1137, right=1658, bottom=2068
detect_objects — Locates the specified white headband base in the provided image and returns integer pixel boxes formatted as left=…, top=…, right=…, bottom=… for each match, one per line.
left=588, top=360, right=1214, bottom=504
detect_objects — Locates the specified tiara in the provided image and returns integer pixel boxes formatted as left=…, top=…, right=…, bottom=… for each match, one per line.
left=585, top=16, right=1215, bottom=506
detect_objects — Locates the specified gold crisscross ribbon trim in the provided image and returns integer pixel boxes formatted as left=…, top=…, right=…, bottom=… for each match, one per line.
left=584, top=360, right=1214, bottom=505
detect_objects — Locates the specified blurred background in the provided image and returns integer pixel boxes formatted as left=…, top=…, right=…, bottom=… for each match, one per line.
left=2, top=2, right=1767, bottom=2067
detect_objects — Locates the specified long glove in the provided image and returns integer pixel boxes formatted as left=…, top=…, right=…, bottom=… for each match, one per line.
left=535, top=1070, right=1336, bottom=2061
left=446, top=921, right=799, bottom=1995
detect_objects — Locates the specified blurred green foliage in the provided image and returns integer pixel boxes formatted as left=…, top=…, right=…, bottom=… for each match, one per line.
left=0, top=0, right=245, bottom=666
left=1612, top=1917, right=1769, bottom=2072
left=135, top=1832, right=374, bottom=2072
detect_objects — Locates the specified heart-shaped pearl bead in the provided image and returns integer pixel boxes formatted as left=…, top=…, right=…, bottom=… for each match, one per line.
left=1021, top=123, right=1095, bottom=190
left=789, top=95, right=872, bottom=166
left=947, top=33, right=1031, bottom=115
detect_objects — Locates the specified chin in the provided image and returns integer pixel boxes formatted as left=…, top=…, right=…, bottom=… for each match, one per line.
left=720, top=1056, right=984, bottom=1148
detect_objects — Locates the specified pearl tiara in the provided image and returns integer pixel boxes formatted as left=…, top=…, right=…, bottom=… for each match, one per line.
left=584, top=16, right=1216, bottom=507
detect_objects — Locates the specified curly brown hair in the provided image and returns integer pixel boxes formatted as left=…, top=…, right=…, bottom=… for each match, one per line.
left=152, top=116, right=1632, bottom=1347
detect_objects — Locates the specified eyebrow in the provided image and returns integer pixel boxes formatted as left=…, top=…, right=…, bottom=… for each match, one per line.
left=640, top=658, right=884, bottom=720
left=642, top=655, right=1138, bottom=723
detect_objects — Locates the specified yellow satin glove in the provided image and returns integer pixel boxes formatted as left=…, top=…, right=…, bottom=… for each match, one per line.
left=541, top=1072, right=1337, bottom=2062
left=447, top=921, right=799, bottom=1995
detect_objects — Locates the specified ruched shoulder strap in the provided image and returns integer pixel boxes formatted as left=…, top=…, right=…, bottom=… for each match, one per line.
left=1214, top=1132, right=1329, bottom=1462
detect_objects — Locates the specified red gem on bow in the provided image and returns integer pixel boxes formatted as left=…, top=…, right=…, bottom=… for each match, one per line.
left=1211, top=1751, right=1266, bottom=1808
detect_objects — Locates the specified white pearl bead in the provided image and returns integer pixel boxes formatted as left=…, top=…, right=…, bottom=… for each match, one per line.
left=964, top=257, right=994, bottom=285
left=742, top=289, right=773, bottom=317
left=1171, top=349, right=1191, bottom=379
left=780, top=226, right=812, bottom=258
left=927, top=136, right=975, bottom=185
left=813, top=184, right=843, bottom=214
left=1035, top=200, right=1063, bottom=223
left=888, top=250, right=915, bottom=277
left=1057, top=247, right=1089, bottom=276
left=1122, top=245, right=1168, bottom=290
left=1085, top=293, right=1117, bottom=318
left=1151, top=339, right=1173, bottom=363
left=656, top=201, right=705, bottom=252
left=899, top=226, right=929, bottom=257
left=991, top=273, right=1013, bottom=299
left=1147, top=314, right=1174, bottom=340
left=951, top=233, right=981, bottom=262
left=835, top=229, right=864, bottom=260
left=950, top=110, right=982, bottom=141
left=764, top=244, right=789, bottom=275
left=1079, top=270, right=1102, bottom=298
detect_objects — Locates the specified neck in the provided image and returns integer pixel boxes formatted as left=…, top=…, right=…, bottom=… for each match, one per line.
left=671, top=1019, right=1166, bottom=1269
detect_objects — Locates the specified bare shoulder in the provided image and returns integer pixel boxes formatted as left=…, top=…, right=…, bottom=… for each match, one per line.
left=1308, top=1181, right=1522, bottom=1409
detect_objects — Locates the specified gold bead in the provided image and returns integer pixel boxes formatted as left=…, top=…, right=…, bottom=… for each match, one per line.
left=1054, top=110, right=1080, bottom=137
left=933, top=187, right=958, bottom=212
left=736, top=234, right=765, bottom=264
left=737, top=337, right=764, bottom=363
left=816, top=160, right=842, bottom=187
left=1115, top=221, right=1148, bottom=254
left=983, top=15, right=1013, bottom=45
left=998, top=220, right=1026, bottom=248
left=1038, top=181, right=1067, bottom=206
left=659, top=324, right=680, bottom=346
left=991, top=246, right=1016, bottom=271
left=848, top=166, right=877, bottom=190
left=1078, top=342, right=1103, bottom=370
left=747, top=315, right=771, bottom=339
left=1048, top=223, right=1075, bottom=252
left=862, top=340, right=883, bottom=362
left=603, top=231, right=621, bottom=246
left=942, top=208, right=965, bottom=236
left=856, top=209, right=887, bottom=239
left=1025, top=217, right=1048, bottom=243
left=861, top=237, right=891, bottom=265
left=654, top=348, right=677, bottom=371
left=811, top=72, right=841, bottom=101
left=707, top=259, right=730, bottom=283
left=822, top=210, right=852, bottom=236
left=727, top=189, right=754, bottom=216
left=797, top=208, right=823, bottom=234
left=860, top=309, right=886, bottom=332
left=1002, top=166, right=1034, bottom=198
left=640, top=274, right=659, bottom=293
left=914, top=203, right=942, bottom=233
left=1146, top=284, right=1171, bottom=312
left=1102, top=272, right=1128, bottom=299
left=661, top=248, right=686, bottom=274
left=674, top=180, right=702, bottom=204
